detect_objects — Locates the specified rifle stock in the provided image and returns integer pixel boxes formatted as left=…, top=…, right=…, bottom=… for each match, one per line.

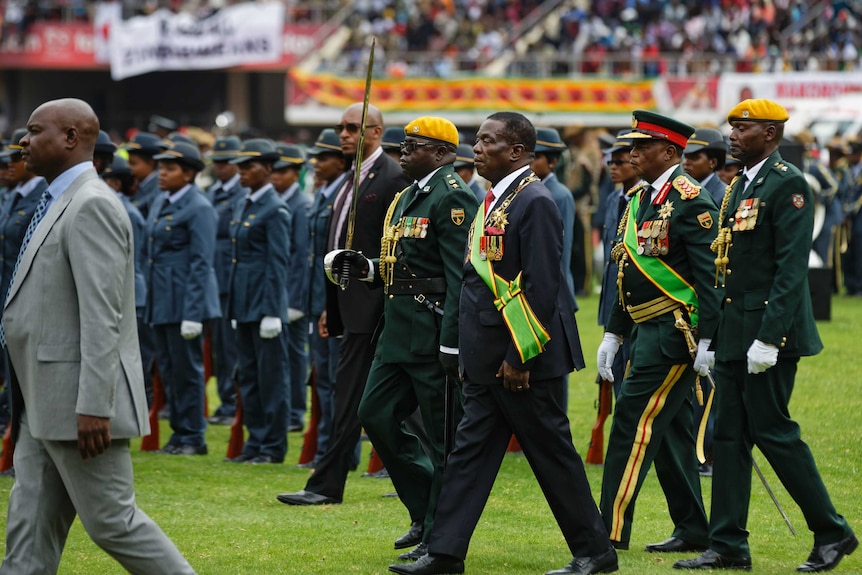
left=586, top=375, right=612, bottom=465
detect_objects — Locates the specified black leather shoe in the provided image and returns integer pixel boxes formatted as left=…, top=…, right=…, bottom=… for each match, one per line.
left=207, top=414, right=234, bottom=425
left=171, top=444, right=208, bottom=455
left=224, top=453, right=255, bottom=463
left=545, top=547, right=618, bottom=574
left=364, top=468, right=391, bottom=479
left=388, top=553, right=464, bottom=574
left=248, top=455, right=283, bottom=464
left=646, top=537, right=709, bottom=553
left=398, top=542, right=428, bottom=562
left=295, top=460, right=316, bottom=469
left=674, top=549, right=752, bottom=570
left=276, top=489, right=339, bottom=506
left=394, top=521, right=424, bottom=549
left=157, top=444, right=178, bottom=454
left=797, top=533, right=858, bottom=572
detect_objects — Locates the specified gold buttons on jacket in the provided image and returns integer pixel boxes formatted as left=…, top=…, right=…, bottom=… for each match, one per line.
left=725, top=297, right=732, bottom=304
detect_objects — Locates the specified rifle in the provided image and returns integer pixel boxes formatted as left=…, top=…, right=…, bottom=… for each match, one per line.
left=586, top=374, right=612, bottom=465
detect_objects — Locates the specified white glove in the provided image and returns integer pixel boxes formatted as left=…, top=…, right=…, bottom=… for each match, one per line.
left=693, top=338, right=714, bottom=376
left=180, top=320, right=203, bottom=340
left=287, top=308, right=305, bottom=323
left=597, top=332, right=623, bottom=382
left=746, top=339, right=779, bottom=374
left=259, top=316, right=283, bottom=339
left=231, top=319, right=237, bottom=330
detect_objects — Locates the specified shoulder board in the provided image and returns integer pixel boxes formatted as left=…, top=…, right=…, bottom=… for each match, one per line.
left=445, top=175, right=464, bottom=191
left=770, top=161, right=796, bottom=177
left=626, top=181, right=645, bottom=198
left=672, top=175, right=701, bottom=200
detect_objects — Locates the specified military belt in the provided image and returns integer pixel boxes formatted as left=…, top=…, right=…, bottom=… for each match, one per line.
left=388, top=277, right=446, bottom=295
left=626, top=295, right=681, bottom=323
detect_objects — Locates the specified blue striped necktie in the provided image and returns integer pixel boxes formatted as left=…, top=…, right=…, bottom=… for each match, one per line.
left=0, top=189, right=52, bottom=348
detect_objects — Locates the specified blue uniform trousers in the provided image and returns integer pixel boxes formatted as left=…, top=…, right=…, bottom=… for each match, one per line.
left=286, top=318, right=309, bottom=429
left=309, top=315, right=340, bottom=461
left=211, top=294, right=238, bottom=417
left=152, top=324, right=207, bottom=448
left=236, top=322, right=289, bottom=461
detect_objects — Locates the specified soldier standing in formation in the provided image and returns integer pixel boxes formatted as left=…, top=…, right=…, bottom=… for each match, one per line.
left=597, top=111, right=718, bottom=553
left=676, top=99, right=857, bottom=573
left=205, top=136, right=246, bottom=425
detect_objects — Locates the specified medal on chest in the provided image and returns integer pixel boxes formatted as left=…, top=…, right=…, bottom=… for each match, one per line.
left=636, top=220, right=669, bottom=256
left=731, top=198, right=758, bottom=231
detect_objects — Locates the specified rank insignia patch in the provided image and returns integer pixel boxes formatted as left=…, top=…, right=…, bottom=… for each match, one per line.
left=451, top=208, right=465, bottom=225
left=791, top=194, right=805, bottom=209
left=697, top=212, right=713, bottom=229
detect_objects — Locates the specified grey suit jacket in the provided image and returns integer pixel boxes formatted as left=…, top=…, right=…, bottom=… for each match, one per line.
left=3, top=168, right=149, bottom=441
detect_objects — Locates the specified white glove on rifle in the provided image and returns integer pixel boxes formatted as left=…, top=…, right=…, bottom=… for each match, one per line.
left=180, top=320, right=203, bottom=340
left=746, top=339, right=778, bottom=374
left=259, top=316, right=283, bottom=339
left=597, top=332, right=623, bottom=383
left=693, top=339, right=714, bottom=376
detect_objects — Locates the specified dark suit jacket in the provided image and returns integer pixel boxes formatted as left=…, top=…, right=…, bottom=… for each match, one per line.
left=459, top=171, right=584, bottom=383
left=714, top=150, right=822, bottom=361
left=144, top=186, right=220, bottom=325
left=227, top=188, right=291, bottom=323
left=544, top=172, right=576, bottom=301
left=325, top=151, right=410, bottom=336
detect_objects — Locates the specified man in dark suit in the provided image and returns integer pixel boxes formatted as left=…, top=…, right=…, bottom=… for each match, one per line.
left=0, top=97, right=195, bottom=575
left=683, top=127, right=727, bottom=205
left=389, top=112, right=615, bottom=575
left=334, top=116, right=477, bottom=558
left=205, top=136, right=246, bottom=424
left=676, top=99, right=857, bottom=572
left=597, top=111, right=717, bottom=553
left=276, top=103, right=409, bottom=505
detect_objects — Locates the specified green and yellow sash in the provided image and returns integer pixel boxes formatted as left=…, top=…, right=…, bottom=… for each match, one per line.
left=624, top=192, right=700, bottom=326
left=468, top=176, right=550, bottom=362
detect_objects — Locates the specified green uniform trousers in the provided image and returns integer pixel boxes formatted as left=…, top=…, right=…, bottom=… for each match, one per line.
left=358, top=358, right=460, bottom=540
left=600, top=362, right=708, bottom=547
left=710, top=359, right=851, bottom=558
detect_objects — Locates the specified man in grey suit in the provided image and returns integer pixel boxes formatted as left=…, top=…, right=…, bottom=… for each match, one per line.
left=0, top=98, right=195, bottom=574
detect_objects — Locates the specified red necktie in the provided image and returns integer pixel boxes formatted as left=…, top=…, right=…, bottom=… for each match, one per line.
left=483, top=189, right=495, bottom=214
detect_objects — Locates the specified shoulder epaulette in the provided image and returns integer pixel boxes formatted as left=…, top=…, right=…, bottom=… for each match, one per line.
left=672, top=175, right=701, bottom=200
left=626, top=181, right=645, bottom=198
left=445, top=175, right=462, bottom=191
left=771, top=161, right=793, bottom=177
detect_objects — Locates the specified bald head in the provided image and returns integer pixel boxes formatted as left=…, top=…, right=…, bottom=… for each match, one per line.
left=22, top=98, right=100, bottom=182
left=338, top=102, right=384, bottom=159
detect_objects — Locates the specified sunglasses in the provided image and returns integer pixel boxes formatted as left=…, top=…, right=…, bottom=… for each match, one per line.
left=335, top=123, right=380, bottom=134
left=399, top=141, right=433, bottom=154
left=606, top=160, right=628, bottom=166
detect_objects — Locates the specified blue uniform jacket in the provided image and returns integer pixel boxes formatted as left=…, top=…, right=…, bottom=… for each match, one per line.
left=144, top=186, right=220, bottom=325
left=228, top=188, right=291, bottom=323
left=544, top=172, right=576, bottom=303
left=281, top=184, right=311, bottom=312
left=307, top=174, right=345, bottom=318
left=0, top=179, right=48, bottom=304
left=207, top=178, right=247, bottom=299
left=130, top=172, right=161, bottom=220
left=117, top=194, right=147, bottom=312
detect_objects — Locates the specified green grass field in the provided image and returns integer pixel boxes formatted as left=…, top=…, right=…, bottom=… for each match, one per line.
left=0, top=294, right=859, bottom=574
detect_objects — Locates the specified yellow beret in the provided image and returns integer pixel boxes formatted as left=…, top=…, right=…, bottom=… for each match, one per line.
left=404, top=116, right=459, bottom=147
left=727, top=99, right=789, bottom=123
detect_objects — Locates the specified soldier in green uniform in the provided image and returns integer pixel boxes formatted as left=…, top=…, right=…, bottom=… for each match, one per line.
left=676, top=99, right=857, bottom=572
left=597, top=111, right=720, bottom=553
left=330, top=117, right=477, bottom=558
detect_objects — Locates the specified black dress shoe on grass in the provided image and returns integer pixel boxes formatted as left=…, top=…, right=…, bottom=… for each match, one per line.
left=646, top=537, right=709, bottom=553
left=398, top=542, right=428, bottom=562
left=276, top=489, right=339, bottom=506
left=674, top=549, right=752, bottom=570
left=224, top=453, right=255, bottom=463
left=394, top=521, right=424, bottom=549
left=248, top=455, right=282, bottom=464
left=388, top=553, right=464, bottom=574
left=545, top=547, right=618, bottom=574
left=797, top=532, right=858, bottom=572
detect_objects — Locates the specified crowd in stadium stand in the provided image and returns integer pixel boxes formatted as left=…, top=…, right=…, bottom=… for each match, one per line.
left=2, top=0, right=860, bottom=76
